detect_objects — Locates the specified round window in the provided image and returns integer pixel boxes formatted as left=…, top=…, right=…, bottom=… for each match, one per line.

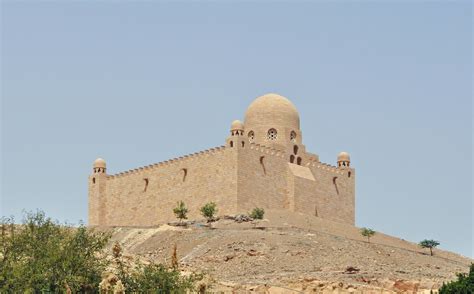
left=267, top=128, right=278, bottom=140
left=290, top=131, right=297, bottom=142
left=248, top=131, right=255, bottom=143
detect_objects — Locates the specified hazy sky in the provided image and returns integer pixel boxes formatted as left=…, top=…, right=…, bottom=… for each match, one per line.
left=1, top=1, right=472, bottom=257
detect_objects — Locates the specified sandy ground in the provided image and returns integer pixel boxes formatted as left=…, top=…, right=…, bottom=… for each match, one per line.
left=103, top=210, right=472, bottom=293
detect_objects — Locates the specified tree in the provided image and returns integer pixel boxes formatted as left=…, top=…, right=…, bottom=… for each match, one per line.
left=249, top=207, right=265, bottom=220
left=200, top=202, right=217, bottom=222
left=108, top=242, right=203, bottom=292
left=0, top=211, right=110, bottom=292
left=439, top=264, right=474, bottom=293
left=360, top=227, right=376, bottom=243
left=419, top=239, right=440, bottom=256
left=173, top=201, right=188, bottom=224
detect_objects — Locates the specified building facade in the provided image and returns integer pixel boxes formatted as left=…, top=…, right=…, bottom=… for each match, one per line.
left=88, top=93, right=355, bottom=226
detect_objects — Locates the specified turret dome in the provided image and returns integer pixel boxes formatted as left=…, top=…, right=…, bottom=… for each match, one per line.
left=337, top=152, right=350, bottom=162
left=230, top=120, right=244, bottom=131
left=93, top=158, right=106, bottom=169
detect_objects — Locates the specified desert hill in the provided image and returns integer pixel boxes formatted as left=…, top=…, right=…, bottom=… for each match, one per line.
left=105, top=210, right=472, bottom=293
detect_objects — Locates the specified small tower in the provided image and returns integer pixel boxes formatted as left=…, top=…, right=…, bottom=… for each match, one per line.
left=337, top=152, right=351, bottom=168
left=88, top=158, right=107, bottom=226
left=226, top=120, right=246, bottom=148
left=93, top=158, right=106, bottom=174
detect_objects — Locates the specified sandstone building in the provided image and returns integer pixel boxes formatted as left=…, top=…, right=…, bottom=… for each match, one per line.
left=89, top=94, right=355, bottom=226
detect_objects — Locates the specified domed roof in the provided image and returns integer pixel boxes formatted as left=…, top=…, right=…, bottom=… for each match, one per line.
left=244, top=93, right=300, bottom=130
left=93, top=158, right=106, bottom=168
left=230, top=119, right=244, bottom=130
left=337, top=152, right=350, bottom=162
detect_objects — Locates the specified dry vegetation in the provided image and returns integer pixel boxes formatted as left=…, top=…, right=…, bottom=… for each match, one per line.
left=105, top=210, right=472, bottom=293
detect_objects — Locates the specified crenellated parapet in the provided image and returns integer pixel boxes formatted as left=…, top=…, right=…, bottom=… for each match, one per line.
left=107, top=145, right=227, bottom=179
left=247, top=142, right=286, bottom=158
left=310, top=162, right=347, bottom=175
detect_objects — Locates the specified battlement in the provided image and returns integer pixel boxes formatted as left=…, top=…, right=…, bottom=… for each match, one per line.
left=312, top=162, right=345, bottom=175
left=247, top=142, right=286, bottom=158
left=107, top=145, right=227, bottom=179
left=246, top=143, right=346, bottom=175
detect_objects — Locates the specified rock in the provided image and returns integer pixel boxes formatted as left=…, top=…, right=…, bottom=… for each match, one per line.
left=344, top=266, right=360, bottom=274
left=393, top=280, right=419, bottom=292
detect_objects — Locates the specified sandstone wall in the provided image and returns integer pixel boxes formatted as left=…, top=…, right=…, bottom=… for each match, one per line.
left=236, top=143, right=355, bottom=224
left=236, top=144, right=289, bottom=212
left=89, top=146, right=238, bottom=226
left=308, top=163, right=355, bottom=225
left=89, top=143, right=355, bottom=227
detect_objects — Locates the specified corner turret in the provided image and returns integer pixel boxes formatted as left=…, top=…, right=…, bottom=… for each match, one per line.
left=337, top=152, right=351, bottom=168
left=226, top=120, right=246, bottom=148
left=89, top=157, right=107, bottom=226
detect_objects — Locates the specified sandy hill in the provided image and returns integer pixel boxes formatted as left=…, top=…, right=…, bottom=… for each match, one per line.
left=105, top=210, right=472, bottom=293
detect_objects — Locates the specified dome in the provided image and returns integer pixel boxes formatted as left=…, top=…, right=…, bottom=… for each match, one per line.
left=93, top=158, right=106, bottom=168
left=244, top=93, right=300, bottom=130
left=230, top=119, right=244, bottom=130
left=337, top=152, right=350, bottom=162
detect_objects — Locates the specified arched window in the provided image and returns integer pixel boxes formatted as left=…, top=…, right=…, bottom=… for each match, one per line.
left=248, top=131, right=255, bottom=143
left=230, top=141, right=234, bottom=147
left=267, top=128, right=277, bottom=140
left=297, top=157, right=302, bottom=165
left=290, top=155, right=295, bottom=163
left=293, top=145, right=298, bottom=155
left=290, top=131, right=297, bottom=142
left=143, top=178, right=149, bottom=192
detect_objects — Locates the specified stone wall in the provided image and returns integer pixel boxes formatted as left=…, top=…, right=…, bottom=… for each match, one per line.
left=237, top=144, right=289, bottom=212
left=89, top=146, right=238, bottom=226
left=308, top=163, right=355, bottom=225
left=235, top=143, right=355, bottom=225
left=89, top=144, right=355, bottom=227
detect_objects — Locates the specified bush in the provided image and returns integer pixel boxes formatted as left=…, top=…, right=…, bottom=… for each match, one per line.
left=249, top=207, right=265, bottom=220
left=109, top=242, right=203, bottom=292
left=128, top=263, right=203, bottom=292
left=200, top=202, right=218, bottom=222
left=173, top=201, right=188, bottom=223
left=1, top=211, right=206, bottom=292
left=419, top=239, right=440, bottom=256
left=360, top=227, right=376, bottom=243
left=439, top=264, right=474, bottom=293
left=0, top=211, right=110, bottom=293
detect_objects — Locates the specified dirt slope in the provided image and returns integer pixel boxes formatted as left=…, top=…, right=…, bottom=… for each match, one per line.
left=105, top=210, right=472, bottom=293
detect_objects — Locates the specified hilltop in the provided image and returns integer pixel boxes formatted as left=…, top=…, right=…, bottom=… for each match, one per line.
left=104, top=210, right=472, bottom=293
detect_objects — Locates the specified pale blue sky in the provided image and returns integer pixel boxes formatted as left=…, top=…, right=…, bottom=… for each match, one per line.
left=1, top=1, right=472, bottom=257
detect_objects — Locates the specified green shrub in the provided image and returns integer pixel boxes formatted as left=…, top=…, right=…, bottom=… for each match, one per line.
left=110, top=242, right=203, bottom=292
left=173, top=201, right=188, bottom=223
left=419, top=239, right=440, bottom=256
left=128, top=263, right=203, bottom=292
left=0, top=211, right=205, bottom=292
left=249, top=207, right=265, bottom=220
left=0, top=211, right=110, bottom=293
left=439, top=264, right=474, bottom=293
left=360, top=227, right=376, bottom=243
left=200, top=202, right=218, bottom=222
